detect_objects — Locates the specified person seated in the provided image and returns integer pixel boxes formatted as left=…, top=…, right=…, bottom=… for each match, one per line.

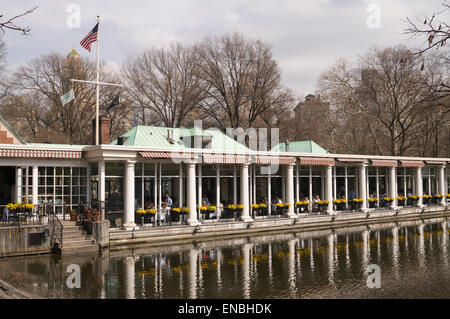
left=160, top=202, right=170, bottom=223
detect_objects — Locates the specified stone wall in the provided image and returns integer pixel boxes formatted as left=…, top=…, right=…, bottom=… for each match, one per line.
left=0, top=225, right=53, bottom=257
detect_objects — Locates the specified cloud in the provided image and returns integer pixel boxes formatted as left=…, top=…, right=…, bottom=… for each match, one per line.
left=0, top=0, right=442, bottom=96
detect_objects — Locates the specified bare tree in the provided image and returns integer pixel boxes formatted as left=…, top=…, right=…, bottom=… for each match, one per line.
left=4, top=52, right=127, bottom=144
left=319, top=46, right=437, bottom=156
left=0, top=7, right=37, bottom=35
left=194, top=33, right=293, bottom=130
left=123, top=43, right=207, bottom=128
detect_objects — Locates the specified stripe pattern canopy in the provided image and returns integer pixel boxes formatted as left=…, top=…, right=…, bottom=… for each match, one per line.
left=299, top=157, right=335, bottom=166
left=0, top=149, right=82, bottom=159
left=140, top=152, right=194, bottom=159
left=203, top=154, right=249, bottom=164
left=371, top=160, right=398, bottom=167
left=254, top=156, right=296, bottom=165
left=400, top=160, right=425, bottom=167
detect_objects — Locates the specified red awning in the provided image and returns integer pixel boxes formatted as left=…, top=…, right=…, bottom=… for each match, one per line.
left=425, top=160, right=446, bottom=165
left=400, top=160, right=424, bottom=167
left=203, top=154, right=249, bottom=164
left=255, top=156, right=296, bottom=165
left=371, top=160, right=398, bottom=167
left=299, top=157, right=335, bottom=166
left=0, top=149, right=82, bottom=159
left=337, top=158, right=368, bottom=163
left=140, top=152, right=194, bottom=159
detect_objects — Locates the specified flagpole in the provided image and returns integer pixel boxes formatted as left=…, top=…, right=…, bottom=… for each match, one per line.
left=95, top=14, right=100, bottom=146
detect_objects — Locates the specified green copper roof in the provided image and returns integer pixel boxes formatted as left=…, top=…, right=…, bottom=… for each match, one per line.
left=111, top=126, right=251, bottom=152
left=68, top=46, right=79, bottom=56
left=272, top=140, right=329, bottom=154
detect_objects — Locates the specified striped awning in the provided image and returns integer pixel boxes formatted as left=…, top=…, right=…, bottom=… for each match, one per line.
left=0, top=149, right=82, bottom=159
left=337, top=158, right=368, bottom=163
left=299, top=157, right=335, bottom=166
left=255, top=156, right=296, bottom=165
left=371, top=160, right=398, bottom=167
left=425, top=160, right=447, bottom=165
left=140, top=152, right=194, bottom=159
left=400, top=160, right=424, bottom=167
left=203, top=154, right=249, bottom=164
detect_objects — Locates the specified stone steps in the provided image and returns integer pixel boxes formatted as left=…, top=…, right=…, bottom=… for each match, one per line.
left=56, top=220, right=98, bottom=255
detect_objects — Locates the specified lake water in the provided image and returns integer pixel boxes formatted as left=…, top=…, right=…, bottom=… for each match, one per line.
left=1, top=217, right=449, bottom=299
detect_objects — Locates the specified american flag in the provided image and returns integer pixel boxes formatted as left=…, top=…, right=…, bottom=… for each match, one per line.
left=80, top=23, right=98, bottom=52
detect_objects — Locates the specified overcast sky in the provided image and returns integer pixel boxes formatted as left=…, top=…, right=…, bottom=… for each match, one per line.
left=0, top=0, right=444, bottom=97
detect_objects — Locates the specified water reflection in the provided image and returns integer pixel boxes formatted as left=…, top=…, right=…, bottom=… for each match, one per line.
left=1, top=217, right=450, bottom=299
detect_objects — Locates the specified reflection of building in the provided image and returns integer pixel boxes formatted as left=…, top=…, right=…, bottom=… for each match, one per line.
left=0, top=115, right=449, bottom=228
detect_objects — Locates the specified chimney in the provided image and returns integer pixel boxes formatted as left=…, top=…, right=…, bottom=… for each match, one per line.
left=92, top=116, right=111, bottom=145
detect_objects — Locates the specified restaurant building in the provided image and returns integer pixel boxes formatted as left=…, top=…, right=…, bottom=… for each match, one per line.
left=0, top=116, right=449, bottom=230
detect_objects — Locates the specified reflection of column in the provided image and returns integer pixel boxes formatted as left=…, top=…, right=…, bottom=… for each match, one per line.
left=288, top=239, right=297, bottom=297
left=240, top=164, right=253, bottom=222
left=188, top=248, right=199, bottom=299
left=286, top=164, right=297, bottom=218
left=418, top=223, right=425, bottom=269
left=328, top=234, right=335, bottom=285
left=390, top=166, right=398, bottom=209
left=442, top=221, right=448, bottom=268
left=187, top=163, right=199, bottom=226
left=217, top=248, right=223, bottom=291
left=268, top=243, right=273, bottom=286
left=359, top=165, right=369, bottom=213
left=125, top=257, right=136, bottom=299
left=32, top=165, right=38, bottom=205
left=392, top=226, right=400, bottom=279
left=325, top=165, right=334, bottom=214
left=309, top=239, right=315, bottom=273
left=345, top=235, right=351, bottom=270
left=362, top=230, right=370, bottom=273
left=439, top=166, right=447, bottom=206
left=16, top=167, right=22, bottom=204
left=124, top=161, right=137, bottom=229
left=242, top=243, right=251, bottom=299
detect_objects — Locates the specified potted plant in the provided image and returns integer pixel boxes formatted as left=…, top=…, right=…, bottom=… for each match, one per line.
left=317, top=200, right=330, bottom=214
left=409, top=195, right=420, bottom=206
left=423, top=195, right=433, bottom=205
left=67, top=208, right=78, bottom=221
left=88, top=208, right=101, bottom=222
left=137, top=209, right=146, bottom=225
left=198, top=206, right=208, bottom=220
left=275, top=203, right=285, bottom=215
left=383, top=197, right=394, bottom=209
left=207, top=206, right=216, bottom=219
left=235, top=205, right=244, bottom=218
left=396, top=196, right=407, bottom=207
left=351, top=198, right=364, bottom=210
left=434, top=194, right=444, bottom=205
left=251, top=204, right=260, bottom=217
left=367, top=198, right=378, bottom=209
left=258, top=203, right=268, bottom=216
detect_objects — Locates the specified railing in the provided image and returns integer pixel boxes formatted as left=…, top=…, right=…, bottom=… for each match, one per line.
left=0, top=204, right=43, bottom=227
left=45, top=203, right=63, bottom=249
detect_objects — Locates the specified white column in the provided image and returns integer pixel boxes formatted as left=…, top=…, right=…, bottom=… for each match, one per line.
left=233, top=166, right=237, bottom=204
left=187, top=163, right=199, bottom=226
left=359, top=164, right=369, bottom=213
left=325, top=165, right=334, bottom=214
left=16, top=167, right=22, bottom=204
left=390, top=166, right=397, bottom=209
left=124, top=160, right=137, bottom=230
left=154, top=162, right=158, bottom=209
left=216, top=165, right=220, bottom=218
left=86, top=165, right=91, bottom=206
left=439, top=165, right=447, bottom=206
left=179, top=164, right=183, bottom=207
left=286, top=164, right=297, bottom=218
left=416, top=167, right=424, bottom=208
left=99, top=160, right=106, bottom=211
left=295, top=165, right=300, bottom=203
left=198, top=164, right=202, bottom=207
left=267, top=170, right=272, bottom=215
left=281, top=166, right=286, bottom=202
left=124, top=256, right=136, bottom=299
left=240, top=164, right=252, bottom=222
left=32, top=165, right=38, bottom=205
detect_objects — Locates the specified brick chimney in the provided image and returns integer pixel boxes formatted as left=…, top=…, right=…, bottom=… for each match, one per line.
left=92, top=116, right=110, bottom=145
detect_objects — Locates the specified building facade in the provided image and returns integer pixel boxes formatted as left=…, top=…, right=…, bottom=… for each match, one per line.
left=0, top=119, right=449, bottom=230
